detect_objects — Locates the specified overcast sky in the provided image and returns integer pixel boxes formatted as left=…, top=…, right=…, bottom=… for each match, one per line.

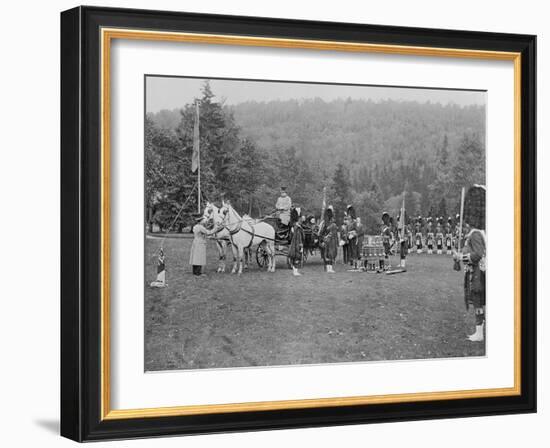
left=146, top=76, right=486, bottom=113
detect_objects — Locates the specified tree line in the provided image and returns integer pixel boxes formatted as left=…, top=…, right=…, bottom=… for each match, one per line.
left=146, top=81, right=485, bottom=234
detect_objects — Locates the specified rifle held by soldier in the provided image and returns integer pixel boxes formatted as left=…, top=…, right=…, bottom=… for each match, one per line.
left=453, top=187, right=465, bottom=271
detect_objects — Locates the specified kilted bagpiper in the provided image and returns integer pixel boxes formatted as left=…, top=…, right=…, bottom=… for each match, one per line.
left=455, top=185, right=487, bottom=342
left=319, top=206, right=338, bottom=273
left=189, top=215, right=214, bottom=276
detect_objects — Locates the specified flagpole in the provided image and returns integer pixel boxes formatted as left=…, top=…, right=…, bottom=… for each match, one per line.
left=196, top=101, right=201, bottom=213
left=197, top=139, right=201, bottom=214
left=320, top=186, right=326, bottom=223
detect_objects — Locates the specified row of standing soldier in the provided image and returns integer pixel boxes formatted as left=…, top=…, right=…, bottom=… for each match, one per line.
left=380, top=216, right=465, bottom=255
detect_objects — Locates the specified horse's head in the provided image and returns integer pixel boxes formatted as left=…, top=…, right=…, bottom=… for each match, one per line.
left=202, top=202, right=216, bottom=223
left=218, top=204, right=230, bottom=221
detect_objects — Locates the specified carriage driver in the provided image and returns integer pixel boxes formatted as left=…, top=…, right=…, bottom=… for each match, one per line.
left=275, top=186, right=292, bottom=226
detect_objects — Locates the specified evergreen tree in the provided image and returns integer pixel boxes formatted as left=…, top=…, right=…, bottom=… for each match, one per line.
left=437, top=197, right=447, bottom=220
left=331, top=163, right=352, bottom=222
left=449, top=133, right=485, bottom=210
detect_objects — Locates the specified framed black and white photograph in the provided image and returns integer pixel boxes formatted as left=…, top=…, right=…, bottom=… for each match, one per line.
left=60, top=6, right=536, bottom=442
left=144, top=75, right=489, bottom=371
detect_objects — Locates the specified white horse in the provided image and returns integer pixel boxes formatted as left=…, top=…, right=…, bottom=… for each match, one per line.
left=219, top=201, right=276, bottom=274
left=202, top=202, right=252, bottom=272
left=202, top=202, right=231, bottom=273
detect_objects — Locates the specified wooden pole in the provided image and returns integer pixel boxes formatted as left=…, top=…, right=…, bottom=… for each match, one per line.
left=196, top=101, right=201, bottom=213
left=320, top=186, right=327, bottom=222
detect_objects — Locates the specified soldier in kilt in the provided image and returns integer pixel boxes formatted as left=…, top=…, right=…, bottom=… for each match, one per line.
left=346, top=205, right=361, bottom=270
left=319, top=206, right=338, bottom=273
left=445, top=217, right=453, bottom=254
left=415, top=216, right=423, bottom=253
left=426, top=217, right=434, bottom=254
left=288, top=207, right=305, bottom=276
left=381, top=212, right=392, bottom=269
left=454, top=185, right=486, bottom=342
left=340, top=217, right=350, bottom=265
left=436, top=217, right=444, bottom=254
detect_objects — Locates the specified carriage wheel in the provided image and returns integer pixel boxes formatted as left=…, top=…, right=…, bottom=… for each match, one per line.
left=256, top=244, right=270, bottom=270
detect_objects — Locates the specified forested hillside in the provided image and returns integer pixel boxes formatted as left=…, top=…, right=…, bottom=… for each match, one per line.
left=146, top=82, right=485, bottom=233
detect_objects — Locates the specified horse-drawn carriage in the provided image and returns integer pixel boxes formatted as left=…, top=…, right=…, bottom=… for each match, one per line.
left=255, top=216, right=319, bottom=269
left=203, top=202, right=320, bottom=273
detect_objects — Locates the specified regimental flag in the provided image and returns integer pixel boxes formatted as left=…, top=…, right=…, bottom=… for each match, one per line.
left=191, top=102, right=200, bottom=173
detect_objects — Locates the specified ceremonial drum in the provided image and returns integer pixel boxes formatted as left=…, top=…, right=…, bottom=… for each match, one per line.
left=362, top=235, right=385, bottom=271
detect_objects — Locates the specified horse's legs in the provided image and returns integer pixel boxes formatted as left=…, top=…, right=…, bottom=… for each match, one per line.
left=220, top=241, right=226, bottom=273
left=230, top=243, right=238, bottom=274
left=244, top=248, right=250, bottom=270
left=237, top=246, right=244, bottom=275
left=216, top=241, right=226, bottom=273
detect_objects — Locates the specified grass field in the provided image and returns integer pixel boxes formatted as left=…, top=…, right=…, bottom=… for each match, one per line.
left=145, top=235, right=485, bottom=371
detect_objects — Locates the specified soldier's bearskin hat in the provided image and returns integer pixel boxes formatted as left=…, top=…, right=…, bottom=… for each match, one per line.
left=325, top=206, right=334, bottom=221
left=346, top=205, right=357, bottom=220
left=381, top=211, right=390, bottom=222
left=463, top=184, right=486, bottom=230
